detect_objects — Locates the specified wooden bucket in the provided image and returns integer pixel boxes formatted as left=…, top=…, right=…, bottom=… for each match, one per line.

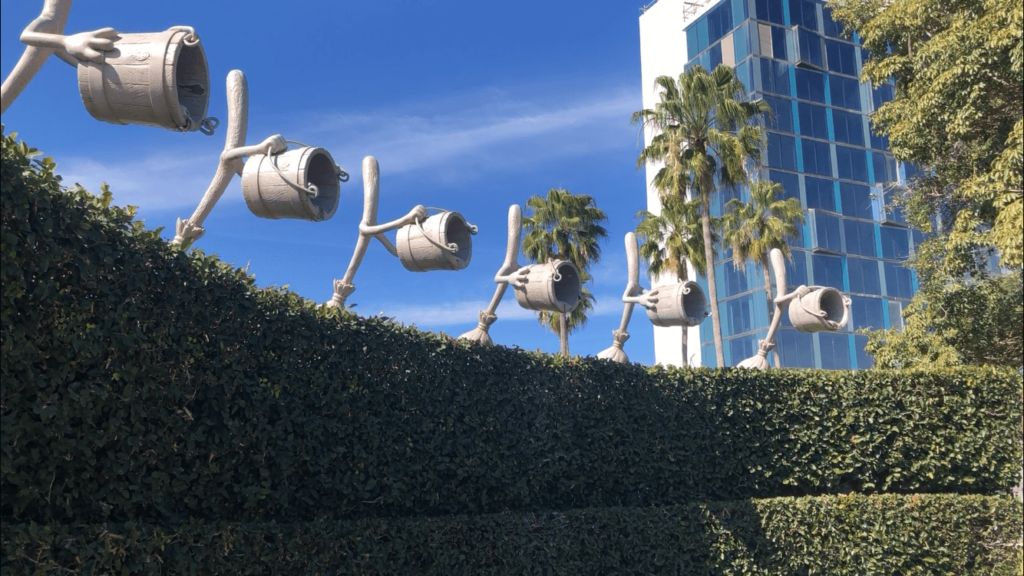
left=788, top=286, right=851, bottom=332
left=646, top=280, right=708, bottom=327
left=514, top=260, right=581, bottom=313
left=241, top=146, right=341, bottom=221
left=77, top=27, right=212, bottom=133
left=396, top=210, right=475, bottom=272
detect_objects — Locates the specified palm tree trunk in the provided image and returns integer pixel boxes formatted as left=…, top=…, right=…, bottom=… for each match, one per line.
left=702, top=198, right=725, bottom=367
left=762, top=259, right=781, bottom=368
left=559, top=312, right=569, bottom=357
left=679, top=269, right=690, bottom=366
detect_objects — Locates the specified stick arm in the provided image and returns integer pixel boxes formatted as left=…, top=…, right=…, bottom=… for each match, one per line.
left=173, top=70, right=251, bottom=244
left=1, top=0, right=73, bottom=114
left=493, top=205, right=529, bottom=287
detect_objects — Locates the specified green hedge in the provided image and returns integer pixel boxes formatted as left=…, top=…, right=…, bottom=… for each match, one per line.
left=2, top=494, right=1021, bottom=575
left=2, top=132, right=1022, bottom=526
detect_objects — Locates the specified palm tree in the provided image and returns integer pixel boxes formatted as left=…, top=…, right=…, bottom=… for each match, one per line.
left=722, top=179, right=805, bottom=367
left=522, top=188, right=608, bottom=357
left=632, top=64, right=769, bottom=367
left=635, top=193, right=718, bottom=364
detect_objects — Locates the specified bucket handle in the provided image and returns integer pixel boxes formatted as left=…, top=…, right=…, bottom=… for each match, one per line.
left=265, top=143, right=320, bottom=198
left=169, top=26, right=201, bottom=46
left=414, top=207, right=478, bottom=254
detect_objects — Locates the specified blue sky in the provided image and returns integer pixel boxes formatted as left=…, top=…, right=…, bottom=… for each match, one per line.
left=1, top=0, right=659, bottom=363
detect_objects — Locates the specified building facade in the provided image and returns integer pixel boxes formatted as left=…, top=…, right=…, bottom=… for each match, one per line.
left=639, top=0, right=919, bottom=368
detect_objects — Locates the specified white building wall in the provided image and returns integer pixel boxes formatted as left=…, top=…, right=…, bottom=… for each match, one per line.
left=638, top=0, right=717, bottom=367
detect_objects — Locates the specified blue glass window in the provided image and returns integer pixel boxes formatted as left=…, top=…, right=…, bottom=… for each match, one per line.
left=796, top=28, right=825, bottom=69
left=768, top=132, right=798, bottom=170
left=769, top=169, right=801, bottom=202
left=764, top=95, right=794, bottom=133
left=709, top=43, right=723, bottom=68
left=829, top=75, right=862, bottom=110
left=880, top=226, right=910, bottom=259
left=822, top=6, right=843, bottom=38
left=798, top=102, right=829, bottom=140
left=820, top=333, right=852, bottom=369
left=836, top=145, right=868, bottom=182
left=855, top=335, right=873, bottom=368
left=759, top=59, right=792, bottom=96
left=802, top=139, right=833, bottom=176
left=728, top=334, right=761, bottom=366
left=825, top=40, right=857, bottom=76
left=812, top=253, right=845, bottom=290
left=840, top=182, right=872, bottom=219
left=795, top=69, right=826, bottom=102
left=884, top=262, right=914, bottom=298
left=735, top=60, right=753, bottom=93
left=790, top=0, right=819, bottom=31
left=702, top=344, right=718, bottom=367
left=786, top=249, right=809, bottom=286
left=872, top=84, right=895, bottom=111
left=812, top=211, right=843, bottom=253
left=756, top=0, right=785, bottom=25
left=778, top=329, right=816, bottom=367
left=833, top=110, right=865, bottom=146
left=880, top=186, right=907, bottom=224
left=725, top=294, right=755, bottom=337
left=869, top=128, right=889, bottom=151
left=805, top=176, right=836, bottom=211
left=734, top=24, right=750, bottom=61
left=721, top=262, right=751, bottom=296
left=688, top=28, right=700, bottom=61
left=844, top=219, right=877, bottom=257
left=772, top=26, right=788, bottom=60
left=847, top=257, right=882, bottom=295
left=850, top=296, right=885, bottom=331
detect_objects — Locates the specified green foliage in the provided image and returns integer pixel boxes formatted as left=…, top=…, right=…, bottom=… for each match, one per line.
left=866, top=270, right=1024, bottom=369
left=635, top=194, right=715, bottom=282
left=521, top=188, right=608, bottom=356
left=3, top=494, right=1020, bottom=575
left=830, top=0, right=1023, bottom=268
left=632, top=65, right=771, bottom=367
left=2, top=132, right=1022, bottom=533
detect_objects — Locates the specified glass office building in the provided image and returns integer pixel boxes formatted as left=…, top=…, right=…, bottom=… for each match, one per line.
left=639, top=0, right=920, bottom=368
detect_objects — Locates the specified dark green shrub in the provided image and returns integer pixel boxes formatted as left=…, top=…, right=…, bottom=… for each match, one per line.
left=2, top=494, right=1021, bottom=575
left=2, top=132, right=1022, bottom=526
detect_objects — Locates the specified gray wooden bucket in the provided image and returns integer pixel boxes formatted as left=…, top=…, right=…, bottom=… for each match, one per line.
left=514, top=260, right=582, bottom=313
left=788, top=286, right=851, bottom=332
left=396, top=210, right=476, bottom=272
left=646, top=280, right=708, bottom=327
left=241, top=146, right=341, bottom=221
left=77, top=27, right=212, bottom=133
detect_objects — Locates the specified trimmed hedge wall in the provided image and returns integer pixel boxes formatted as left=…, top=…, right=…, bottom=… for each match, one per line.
left=2, top=494, right=1021, bottom=575
left=2, top=132, right=1023, bottom=526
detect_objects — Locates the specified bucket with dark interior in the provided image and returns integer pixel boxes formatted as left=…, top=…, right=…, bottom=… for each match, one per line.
left=817, top=289, right=846, bottom=323
left=306, top=151, right=340, bottom=220
left=681, top=281, right=707, bottom=324
left=173, top=40, right=209, bottom=128
left=553, top=261, right=581, bottom=312
left=444, top=213, right=473, bottom=267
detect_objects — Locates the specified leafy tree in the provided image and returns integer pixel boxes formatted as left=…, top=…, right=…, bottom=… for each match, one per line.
left=522, top=188, right=608, bottom=357
left=721, top=179, right=804, bottom=367
left=831, top=0, right=1023, bottom=368
left=831, top=0, right=1022, bottom=270
left=865, top=270, right=1023, bottom=369
left=632, top=65, right=769, bottom=366
left=635, top=194, right=718, bottom=365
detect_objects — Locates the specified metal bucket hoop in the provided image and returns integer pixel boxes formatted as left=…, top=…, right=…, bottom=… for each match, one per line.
left=788, top=285, right=851, bottom=333
left=77, top=27, right=214, bottom=133
left=646, top=280, right=708, bottom=327
left=397, top=208, right=477, bottom=272
left=513, top=260, right=582, bottom=313
left=241, top=146, right=342, bottom=222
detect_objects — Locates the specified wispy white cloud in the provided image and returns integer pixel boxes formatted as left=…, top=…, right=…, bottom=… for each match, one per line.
left=49, top=84, right=639, bottom=214
left=368, top=291, right=626, bottom=328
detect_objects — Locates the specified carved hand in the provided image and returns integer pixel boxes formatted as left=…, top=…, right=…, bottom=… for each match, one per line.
left=62, top=28, right=117, bottom=63
left=506, top=266, right=531, bottom=288
left=404, top=205, right=428, bottom=226
left=637, top=288, right=660, bottom=309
